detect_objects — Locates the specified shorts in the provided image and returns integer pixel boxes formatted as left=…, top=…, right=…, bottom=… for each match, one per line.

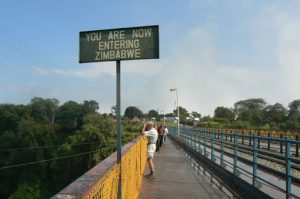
left=147, top=144, right=156, bottom=159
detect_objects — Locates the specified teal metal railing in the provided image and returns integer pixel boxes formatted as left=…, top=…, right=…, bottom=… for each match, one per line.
left=169, top=126, right=300, bottom=199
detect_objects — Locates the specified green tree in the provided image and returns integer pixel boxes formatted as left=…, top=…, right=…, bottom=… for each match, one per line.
left=0, top=116, right=58, bottom=199
left=82, top=100, right=99, bottom=114
left=9, top=182, right=42, bottom=199
left=111, top=105, right=117, bottom=117
left=83, top=113, right=114, bottom=138
left=214, top=107, right=234, bottom=120
left=124, top=106, right=143, bottom=119
left=191, top=111, right=201, bottom=119
left=0, top=99, right=121, bottom=198
left=0, top=108, right=19, bottom=132
left=288, top=100, right=300, bottom=119
left=285, top=100, right=300, bottom=130
left=263, top=103, right=287, bottom=123
left=0, top=104, right=30, bottom=132
left=147, top=110, right=158, bottom=118
left=234, top=98, right=267, bottom=126
left=174, top=106, right=189, bottom=122
left=52, top=113, right=112, bottom=191
left=56, top=101, right=82, bottom=131
left=165, top=113, right=175, bottom=117
left=31, top=97, right=59, bottom=124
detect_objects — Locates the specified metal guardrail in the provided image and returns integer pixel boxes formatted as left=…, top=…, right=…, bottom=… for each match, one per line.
left=169, top=126, right=300, bottom=199
left=193, top=127, right=300, bottom=141
left=52, top=136, right=148, bottom=199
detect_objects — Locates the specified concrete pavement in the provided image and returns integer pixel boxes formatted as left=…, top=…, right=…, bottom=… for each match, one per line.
left=138, top=137, right=230, bottom=199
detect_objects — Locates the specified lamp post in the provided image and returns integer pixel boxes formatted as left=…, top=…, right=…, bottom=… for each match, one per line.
left=170, top=88, right=180, bottom=135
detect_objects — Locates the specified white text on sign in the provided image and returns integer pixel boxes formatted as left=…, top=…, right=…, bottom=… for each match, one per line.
left=92, top=28, right=152, bottom=61
left=79, top=25, right=159, bottom=62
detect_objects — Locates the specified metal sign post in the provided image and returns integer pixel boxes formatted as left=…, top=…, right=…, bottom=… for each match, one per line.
left=79, top=25, right=159, bottom=199
left=116, top=60, right=122, bottom=198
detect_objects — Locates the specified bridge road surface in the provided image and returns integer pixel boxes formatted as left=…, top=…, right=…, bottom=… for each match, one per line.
left=139, top=138, right=230, bottom=199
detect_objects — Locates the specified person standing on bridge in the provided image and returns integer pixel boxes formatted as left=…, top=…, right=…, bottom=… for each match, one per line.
left=163, top=126, right=168, bottom=143
left=158, top=125, right=164, bottom=147
left=141, top=121, right=158, bottom=179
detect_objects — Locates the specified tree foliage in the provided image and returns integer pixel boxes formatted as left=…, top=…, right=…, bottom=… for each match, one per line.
left=204, top=98, right=300, bottom=131
left=234, top=98, right=267, bottom=126
left=174, top=106, right=189, bottom=121
left=31, top=97, right=59, bottom=124
left=147, top=110, right=158, bottom=118
left=124, top=106, right=143, bottom=119
left=191, top=111, right=201, bottom=118
left=1, top=97, right=300, bottom=198
left=0, top=98, right=132, bottom=199
left=214, top=107, right=234, bottom=120
left=263, top=103, right=287, bottom=123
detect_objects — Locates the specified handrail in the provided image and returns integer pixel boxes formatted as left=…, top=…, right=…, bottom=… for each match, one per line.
left=51, top=135, right=148, bottom=199
left=169, top=126, right=300, bottom=199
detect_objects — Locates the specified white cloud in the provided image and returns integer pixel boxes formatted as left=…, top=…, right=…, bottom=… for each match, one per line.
left=30, top=2, right=300, bottom=116
left=278, top=20, right=300, bottom=97
left=32, top=64, right=115, bottom=78
left=252, top=4, right=300, bottom=105
left=32, top=59, right=162, bottom=78
left=145, top=5, right=300, bottom=116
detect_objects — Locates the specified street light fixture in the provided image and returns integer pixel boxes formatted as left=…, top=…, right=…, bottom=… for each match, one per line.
left=170, top=88, right=180, bottom=135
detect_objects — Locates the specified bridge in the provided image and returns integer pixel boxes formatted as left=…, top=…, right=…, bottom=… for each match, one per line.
left=52, top=127, right=300, bottom=199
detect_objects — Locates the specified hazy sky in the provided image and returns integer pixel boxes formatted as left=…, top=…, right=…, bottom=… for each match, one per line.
left=1, top=0, right=300, bottom=116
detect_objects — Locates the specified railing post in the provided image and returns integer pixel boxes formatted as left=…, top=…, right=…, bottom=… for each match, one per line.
left=221, top=132, right=225, bottom=167
left=190, top=129, right=193, bottom=147
left=211, top=131, right=215, bottom=161
left=187, top=129, right=190, bottom=146
left=193, top=129, right=196, bottom=150
left=199, top=130, right=201, bottom=152
left=189, top=129, right=192, bottom=148
left=190, top=129, right=192, bottom=147
left=268, top=132, right=271, bottom=151
left=204, top=130, right=207, bottom=157
left=185, top=128, right=187, bottom=145
left=257, top=132, right=260, bottom=149
left=253, top=135, right=258, bottom=186
left=234, top=131, right=238, bottom=175
left=296, top=134, right=299, bottom=158
left=189, top=129, right=191, bottom=148
left=285, top=137, right=291, bottom=199
left=249, top=131, right=252, bottom=146
left=189, top=129, right=192, bottom=147
left=242, top=131, right=244, bottom=145
left=197, top=130, right=200, bottom=153
left=280, top=133, right=283, bottom=154
left=183, top=128, right=187, bottom=145
left=193, top=130, right=196, bottom=151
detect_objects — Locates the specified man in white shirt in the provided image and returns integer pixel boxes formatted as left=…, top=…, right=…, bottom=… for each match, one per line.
left=141, top=121, right=158, bottom=179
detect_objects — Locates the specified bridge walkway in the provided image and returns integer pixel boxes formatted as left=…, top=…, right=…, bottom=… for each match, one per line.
left=138, top=137, right=230, bottom=199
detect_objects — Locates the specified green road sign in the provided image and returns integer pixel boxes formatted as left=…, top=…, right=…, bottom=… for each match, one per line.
left=79, top=25, right=159, bottom=63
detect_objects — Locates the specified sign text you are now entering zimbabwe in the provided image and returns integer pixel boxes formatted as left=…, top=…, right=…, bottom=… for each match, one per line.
left=79, top=25, right=159, bottom=63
